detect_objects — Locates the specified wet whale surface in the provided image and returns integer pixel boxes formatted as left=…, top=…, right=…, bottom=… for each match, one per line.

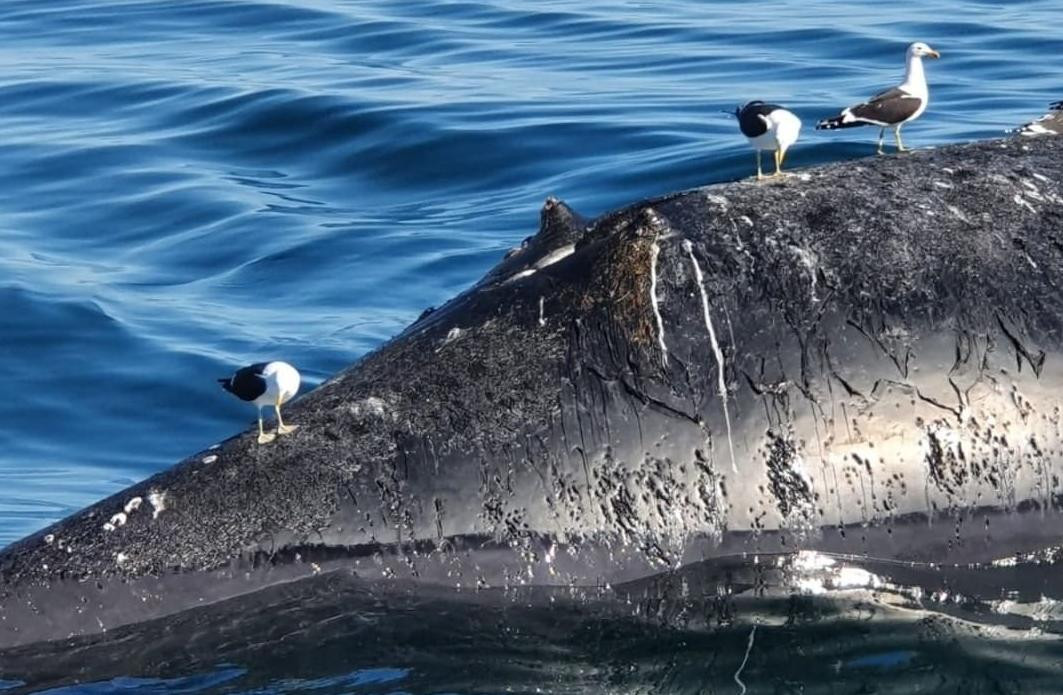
left=5, top=554, right=1063, bottom=693
left=3, top=136, right=1063, bottom=663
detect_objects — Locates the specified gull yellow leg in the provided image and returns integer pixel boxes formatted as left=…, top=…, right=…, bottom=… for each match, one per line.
left=276, top=398, right=298, bottom=436
left=772, top=147, right=785, bottom=177
left=257, top=409, right=275, bottom=444
left=755, top=150, right=764, bottom=181
left=894, top=125, right=906, bottom=152
left=877, top=128, right=885, bottom=155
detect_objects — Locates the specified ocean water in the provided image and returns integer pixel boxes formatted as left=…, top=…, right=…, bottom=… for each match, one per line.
left=1, top=0, right=1062, bottom=691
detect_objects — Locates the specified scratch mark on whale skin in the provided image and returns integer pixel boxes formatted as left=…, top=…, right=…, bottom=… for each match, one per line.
left=683, top=239, right=738, bottom=475
left=649, top=240, right=669, bottom=367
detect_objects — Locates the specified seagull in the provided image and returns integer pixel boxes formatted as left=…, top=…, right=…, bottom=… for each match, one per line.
left=734, top=101, right=802, bottom=180
left=1016, top=100, right=1063, bottom=136
left=817, top=42, right=941, bottom=154
left=218, top=361, right=301, bottom=444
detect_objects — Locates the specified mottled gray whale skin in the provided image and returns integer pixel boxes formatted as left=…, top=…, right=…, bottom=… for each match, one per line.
left=3, top=136, right=1063, bottom=651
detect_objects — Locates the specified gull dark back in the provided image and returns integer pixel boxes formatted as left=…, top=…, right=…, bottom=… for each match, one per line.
left=736, top=101, right=781, bottom=138
left=218, top=363, right=269, bottom=402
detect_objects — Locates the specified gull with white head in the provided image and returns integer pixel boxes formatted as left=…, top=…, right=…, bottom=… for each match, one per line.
left=219, top=361, right=301, bottom=444
left=734, top=101, right=802, bottom=180
left=816, top=42, right=941, bottom=154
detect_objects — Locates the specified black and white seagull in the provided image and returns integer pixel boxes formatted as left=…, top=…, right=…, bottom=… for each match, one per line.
left=1016, top=100, right=1063, bottom=136
left=817, top=42, right=941, bottom=154
left=219, top=361, right=301, bottom=444
left=734, top=101, right=802, bottom=180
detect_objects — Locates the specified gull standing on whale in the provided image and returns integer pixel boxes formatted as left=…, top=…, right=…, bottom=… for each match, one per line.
left=734, top=101, right=802, bottom=180
left=219, top=361, right=301, bottom=444
left=817, top=42, right=940, bottom=154
left=1017, top=100, right=1063, bottom=136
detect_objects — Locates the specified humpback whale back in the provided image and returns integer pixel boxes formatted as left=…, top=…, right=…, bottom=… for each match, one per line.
left=3, top=136, right=1063, bottom=650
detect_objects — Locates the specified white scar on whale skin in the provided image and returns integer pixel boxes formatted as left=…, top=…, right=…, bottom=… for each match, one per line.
left=534, top=243, right=575, bottom=269
left=649, top=240, right=669, bottom=366
left=501, top=244, right=577, bottom=286
left=683, top=239, right=737, bottom=474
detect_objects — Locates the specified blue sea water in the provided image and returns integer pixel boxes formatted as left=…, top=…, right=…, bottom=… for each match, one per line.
left=0, top=0, right=1061, bottom=691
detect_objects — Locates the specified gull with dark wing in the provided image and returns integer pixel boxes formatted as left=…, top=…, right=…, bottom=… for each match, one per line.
left=219, top=361, right=301, bottom=444
left=817, top=42, right=940, bottom=154
left=734, top=101, right=802, bottom=180
left=1016, top=100, right=1063, bottom=137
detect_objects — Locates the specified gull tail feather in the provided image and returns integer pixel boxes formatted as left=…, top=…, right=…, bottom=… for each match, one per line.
left=816, top=114, right=866, bottom=130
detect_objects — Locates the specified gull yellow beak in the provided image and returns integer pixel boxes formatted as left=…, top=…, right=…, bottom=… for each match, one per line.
left=927, top=49, right=941, bottom=59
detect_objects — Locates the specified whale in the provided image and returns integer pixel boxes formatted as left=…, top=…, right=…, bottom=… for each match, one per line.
left=2, top=135, right=1063, bottom=656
